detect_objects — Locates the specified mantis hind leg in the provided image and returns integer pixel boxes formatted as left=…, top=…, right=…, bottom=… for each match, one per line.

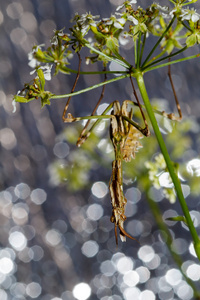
left=165, top=61, right=182, bottom=121
left=62, top=52, right=82, bottom=122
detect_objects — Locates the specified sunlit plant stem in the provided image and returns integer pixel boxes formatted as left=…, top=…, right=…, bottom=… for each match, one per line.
left=136, top=72, right=200, bottom=260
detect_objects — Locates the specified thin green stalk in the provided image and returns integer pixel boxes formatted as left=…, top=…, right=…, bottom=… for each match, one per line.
left=51, top=74, right=130, bottom=99
left=146, top=194, right=200, bottom=298
left=136, top=72, right=200, bottom=260
left=59, top=65, right=129, bottom=75
left=181, top=21, right=193, bottom=32
left=139, top=33, right=146, bottom=67
left=141, top=16, right=175, bottom=68
left=144, top=53, right=200, bottom=73
left=134, top=38, right=137, bottom=66
left=136, top=32, right=142, bottom=68
left=142, top=46, right=188, bottom=71
left=143, top=49, right=166, bottom=68
left=85, top=43, right=131, bottom=69
left=182, top=0, right=198, bottom=6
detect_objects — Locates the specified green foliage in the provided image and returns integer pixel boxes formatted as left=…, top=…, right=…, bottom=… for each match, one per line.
left=14, top=0, right=200, bottom=106
left=13, top=0, right=200, bottom=263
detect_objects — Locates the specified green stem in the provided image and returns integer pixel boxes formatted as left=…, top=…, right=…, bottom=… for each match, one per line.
left=144, top=50, right=166, bottom=68
left=144, top=53, right=200, bottom=73
left=136, top=32, right=142, bottom=68
left=142, top=16, right=175, bottom=68
left=142, top=46, right=188, bottom=71
left=136, top=72, right=200, bottom=260
left=146, top=194, right=200, bottom=298
left=182, top=0, right=198, bottom=6
left=139, top=33, right=146, bottom=67
left=60, top=65, right=128, bottom=75
left=51, top=74, right=129, bottom=99
left=85, top=43, right=131, bottom=69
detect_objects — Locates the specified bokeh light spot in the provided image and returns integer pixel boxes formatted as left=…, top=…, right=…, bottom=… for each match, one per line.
left=72, top=282, right=91, bottom=300
left=12, top=203, right=29, bottom=225
left=0, top=128, right=17, bottom=150
left=124, top=287, right=140, bottom=300
left=40, top=19, right=56, bottom=36
left=125, top=187, right=141, bottom=204
left=145, top=254, right=161, bottom=270
left=19, top=12, right=37, bottom=33
left=45, top=229, right=61, bottom=246
left=186, top=263, right=200, bottom=281
left=165, top=268, right=182, bottom=286
left=26, top=282, right=42, bottom=298
left=14, top=183, right=30, bottom=199
left=171, top=238, right=188, bottom=255
left=9, top=231, right=27, bottom=251
left=177, top=283, right=193, bottom=300
left=138, top=246, right=155, bottom=263
left=31, top=245, right=44, bottom=261
left=139, top=290, right=155, bottom=300
left=123, top=270, right=139, bottom=287
left=30, top=188, right=47, bottom=205
left=0, top=289, right=7, bottom=300
left=10, top=27, right=27, bottom=45
left=53, top=142, right=69, bottom=159
left=91, top=181, right=108, bottom=198
left=81, top=240, right=99, bottom=258
left=100, top=260, right=116, bottom=276
left=6, top=2, right=23, bottom=19
left=0, top=257, right=14, bottom=275
left=116, top=256, right=134, bottom=274
left=136, top=266, right=150, bottom=283
left=86, top=203, right=103, bottom=221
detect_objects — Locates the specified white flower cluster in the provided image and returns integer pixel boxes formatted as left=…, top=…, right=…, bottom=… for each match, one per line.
left=74, top=12, right=100, bottom=36
left=28, top=44, right=45, bottom=68
left=180, top=7, right=200, bottom=22
left=116, top=0, right=137, bottom=12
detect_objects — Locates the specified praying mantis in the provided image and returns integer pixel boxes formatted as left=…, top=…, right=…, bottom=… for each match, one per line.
left=62, top=53, right=182, bottom=245
left=64, top=99, right=150, bottom=244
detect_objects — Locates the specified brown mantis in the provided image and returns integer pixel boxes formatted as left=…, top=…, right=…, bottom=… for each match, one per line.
left=62, top=53, right=182, bottom=245
left=64, top=98, right=150, bottom=244
left=109, top=100, right=148, bottom=244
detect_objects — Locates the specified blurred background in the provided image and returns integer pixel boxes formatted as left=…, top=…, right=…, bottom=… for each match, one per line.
left=1, top=0, right=200, bottom=299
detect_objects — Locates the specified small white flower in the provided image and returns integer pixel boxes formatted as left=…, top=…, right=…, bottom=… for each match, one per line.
left=28, top=54, right=38, bottom=68
left=40, top=64, right=53, bottom=81
left=116, top=0, right=137, bottom=11
left=155, top=4, right=169, bottom=12
left=81, top=24, right=89, bottom=35
left=114, top=18, right=126, bottom=29
left=30, top=64, right=53, bottom=81
left=127, top=15, right=138, bottom=25
left=51, top=29, right=65, bottom=45
left=114, top=22, right=123, bottom=29
left=102, top=17, right=110, bottom=22
left=51, top=35, right=58, bottom=46
left=102, top=17, right=113, bottom=25
left=180, top=8, right=200, bottom=22
left=57, top=30, right=64, bottom=37
left=28, top=44, right=45, bottom=68
left=30, top=69, right=35, bottom=76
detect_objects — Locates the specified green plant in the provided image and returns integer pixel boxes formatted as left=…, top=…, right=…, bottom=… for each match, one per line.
left=14, top=0, right=200, bottom=261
